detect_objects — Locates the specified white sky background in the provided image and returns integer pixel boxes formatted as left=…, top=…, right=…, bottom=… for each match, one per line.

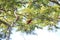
left=11, top=29, right=60, bottom=40
left=10, top=22, right=60, bottom=40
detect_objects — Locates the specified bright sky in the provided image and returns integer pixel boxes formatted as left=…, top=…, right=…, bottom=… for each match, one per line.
left=10, top=28, right=60, bottom=40
left=8, top=22, right=60, bottom=40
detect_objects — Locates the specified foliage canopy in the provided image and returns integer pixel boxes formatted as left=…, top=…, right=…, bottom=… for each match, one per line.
left=0, top=0, right=60, bottom=34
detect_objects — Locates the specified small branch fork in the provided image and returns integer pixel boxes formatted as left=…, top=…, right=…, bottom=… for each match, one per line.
left=6, top=8, right=19, bottom=40
left=0, top=8, right=19, bottom=40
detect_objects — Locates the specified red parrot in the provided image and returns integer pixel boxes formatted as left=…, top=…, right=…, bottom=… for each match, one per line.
left=27, top=19, right=32, bottom=24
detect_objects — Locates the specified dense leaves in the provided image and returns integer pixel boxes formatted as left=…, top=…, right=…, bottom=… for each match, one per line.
left=0, top=0, right=60, bottom=40
left=0, top=0, right=60, bottom=35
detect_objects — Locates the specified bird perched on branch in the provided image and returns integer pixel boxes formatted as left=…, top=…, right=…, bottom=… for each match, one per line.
left=27, top=19, right=32, bottom=24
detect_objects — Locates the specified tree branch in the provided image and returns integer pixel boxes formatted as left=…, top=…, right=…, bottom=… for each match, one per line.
left=0, top=20, right=12, bottom=40
left=6, top=9, right=19, bottom=40
left=17, top=0, right=60, bottom=5
left=0, top=20, right=11, bottom=27
left=49, top=0, right=60, bottom=5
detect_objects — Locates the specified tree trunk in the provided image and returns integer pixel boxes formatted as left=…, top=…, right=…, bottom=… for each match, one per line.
left=6, top=27, right=12, bottom=40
